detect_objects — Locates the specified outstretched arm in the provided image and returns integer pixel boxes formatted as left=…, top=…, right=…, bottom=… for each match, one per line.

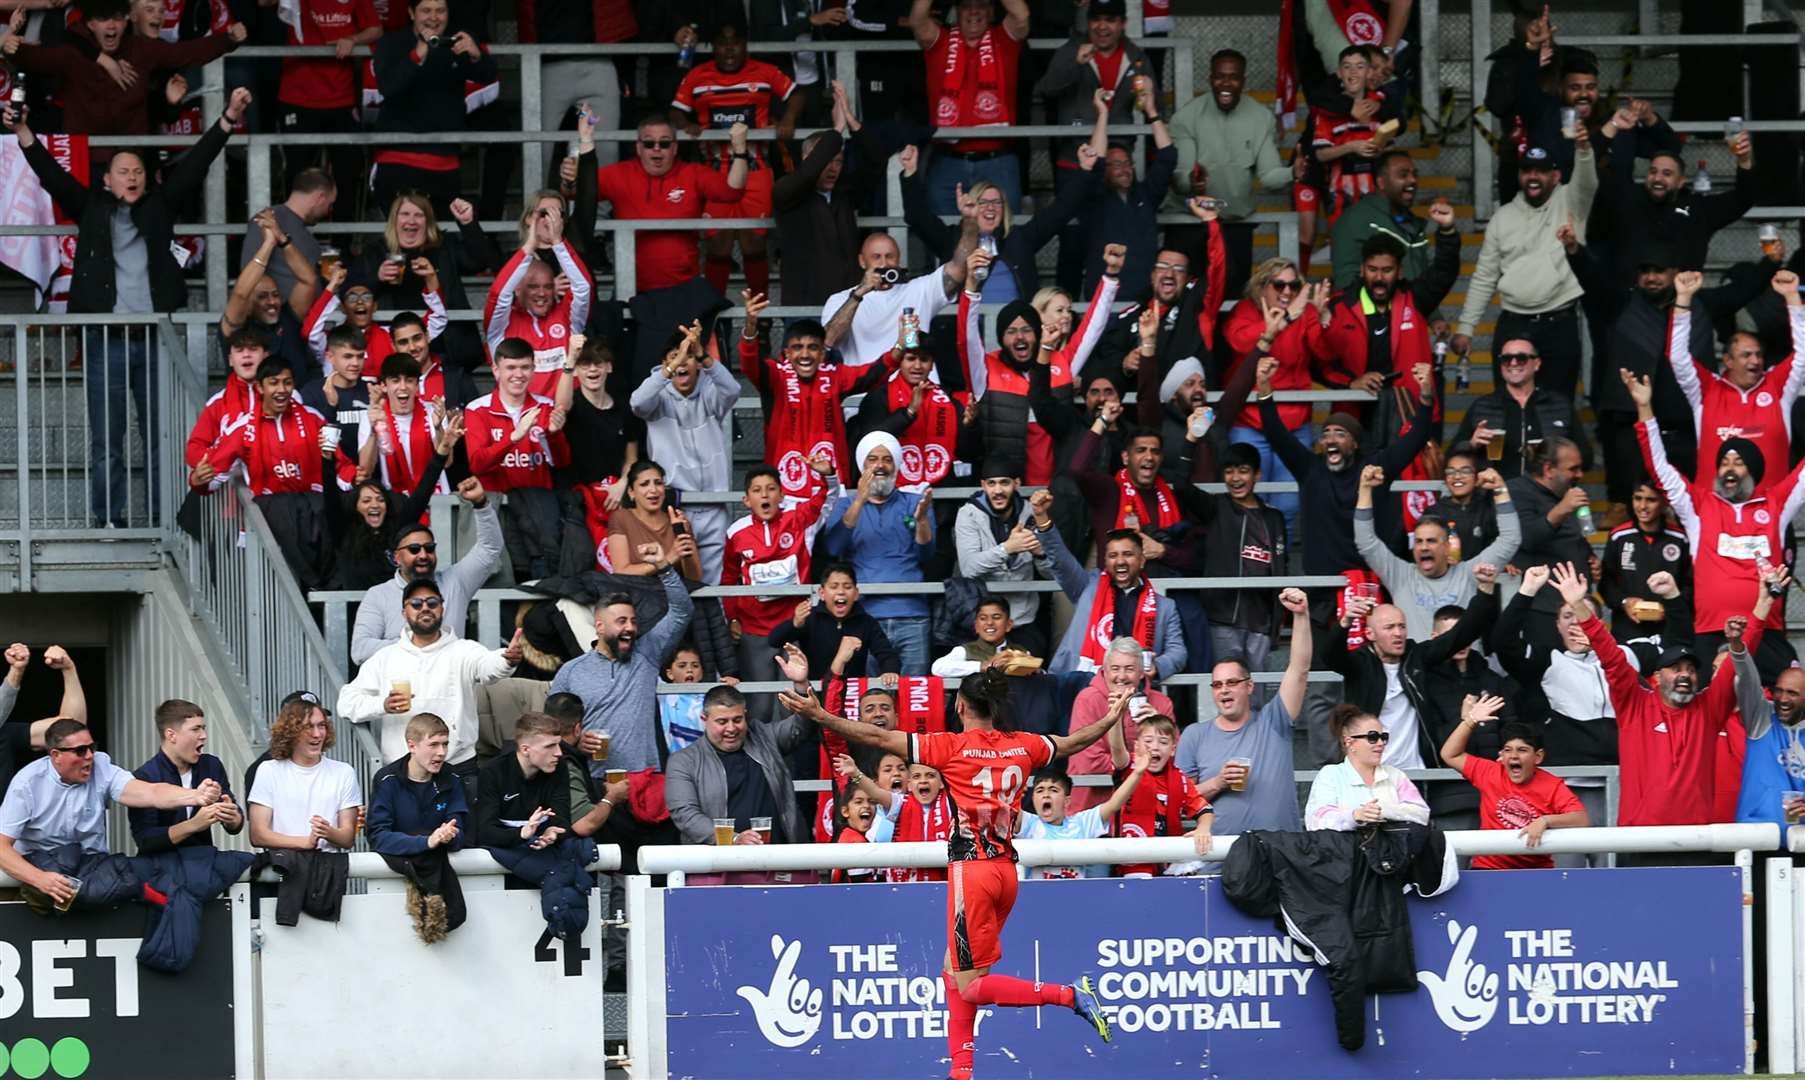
left=1275, top=590, right=1312, bottom=720
left=777, top=685, right=909, bottom=760
left=1050, top=687, right=1131, bottom=759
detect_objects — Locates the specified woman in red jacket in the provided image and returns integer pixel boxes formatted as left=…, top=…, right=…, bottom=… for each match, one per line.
left=1220, top=258, right=1329, bottom=535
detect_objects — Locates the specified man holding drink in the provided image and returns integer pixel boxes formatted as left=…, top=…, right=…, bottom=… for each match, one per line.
left=1176, top=588, right=1313, bottom=835
left=1451, top=337, right=1591, bottom=481
left=338, top=577, right=525, bottom=797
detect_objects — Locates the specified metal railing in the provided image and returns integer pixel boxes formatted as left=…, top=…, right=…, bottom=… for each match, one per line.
left=177, top=477, right=385, bottom=786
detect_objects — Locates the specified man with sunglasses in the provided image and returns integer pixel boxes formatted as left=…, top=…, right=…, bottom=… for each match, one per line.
left=593, top=115, right=749, bottom=295
left=1176, top=588, right=1313, bottom=835
left=1451, top=338, right=1589, bottom=481
left=349, top=475, right=503, bottom=665
left=0, top=719, right=223, bottom=914
left=340, top=577, right=525, bottom=795
left=1453, top=138, right=1597, bottom=398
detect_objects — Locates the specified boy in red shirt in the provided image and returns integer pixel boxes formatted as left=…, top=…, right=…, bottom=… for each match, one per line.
left=186, top=329, right=266, bottom=466
left=723, top=460, right=837, bottom=717
left=1440, top=693, right=1589, bottom=869
left=464, top=337, right=570, bottom=579
left=781, top=671, right=1131, bottom=1080
left=671, top=19, right=801, bottom=300
left=277, top=0, right=378, bottom=221
left=1307, top=45, right=1385, bottom=230
left=1110, top=714, right=1213, bottom=876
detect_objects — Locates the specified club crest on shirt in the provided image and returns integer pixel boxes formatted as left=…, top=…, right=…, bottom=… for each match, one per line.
left=1756, top=509, right=1772, bottom=526
left=1663, top=543, right=1681, bottom=562
left=1758, top=391, right=1775, bottom=408
left=667, top=188, right=688, bottom=203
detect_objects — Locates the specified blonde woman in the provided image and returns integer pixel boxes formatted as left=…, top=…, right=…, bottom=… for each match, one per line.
left=1222, top=256, right=1329, bottom=533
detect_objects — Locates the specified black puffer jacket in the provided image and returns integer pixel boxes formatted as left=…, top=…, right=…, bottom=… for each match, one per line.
left=968, top=299, right=1043, bottom=480
left=1222, top=824, right=1457, bottom=1051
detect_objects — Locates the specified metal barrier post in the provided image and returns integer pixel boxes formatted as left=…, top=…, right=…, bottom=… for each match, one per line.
left=837, top=49, right=861, bottom=120
left=520, top=51, right=545, bottom=202
left=1276, top=215, right=1298, bottom=266
left=12, top=324, right=30, bottom=583
left=1740, top=847, right=1757, bottom=1077
left=246, top=138, right=272, bottom=229
left=1171, top=39, right=1194, bottom=109
left=1420, top=0, right=1441, bottom=136
left=1768, top=859, right=1797, bottom=1075
left=1472, top=0, right=1495, bottom=220
left=613, top=227, right=636, bottom=299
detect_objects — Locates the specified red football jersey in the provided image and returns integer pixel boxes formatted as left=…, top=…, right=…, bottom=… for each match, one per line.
left=910, top=729, right=1055, bottom=863
left=672, top=58, right=795, bottom=166
left=1112, top=766, right=1207, bottom=876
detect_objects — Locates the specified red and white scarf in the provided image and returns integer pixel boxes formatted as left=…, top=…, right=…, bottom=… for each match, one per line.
left=1277, top=0, right=1386, bottom=124
left=888, top=792, right=953, bottom=883
left=379, top=401, right=434, bottom=496
left=885, top=372, right=960, bottom=484
left=1114, top=470, right=1181, bottom=532
left=578, top=478, right=622, bottom=572
left=935, top=27, right=1007, bottom=128
left=1080, top=574, right=1159, bottom=669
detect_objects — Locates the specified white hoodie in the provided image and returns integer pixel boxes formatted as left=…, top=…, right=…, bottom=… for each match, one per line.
left=338, top=634, right=515, bottom=765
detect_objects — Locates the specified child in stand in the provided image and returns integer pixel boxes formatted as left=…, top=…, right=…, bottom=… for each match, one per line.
left=828, top=750, right=904, bottom=844
left=1111, top=715, right=1213, bottom=877
left=830, top=783, right=881, bottom=884
left=1439, top=693, right=1588, bottom=869
left=1019, top=751, right=1150, bottom=880
left=839, top=758, right=954, bottom=882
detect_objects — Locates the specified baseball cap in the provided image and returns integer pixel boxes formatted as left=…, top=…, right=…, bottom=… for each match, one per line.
left=1654, top=644, right=1700, bottom=671
left=1519, top=146, right=1554, bottom=168
left=403, top=576, right=444, bottom=602
left=280, top=689, right=331, bottom=716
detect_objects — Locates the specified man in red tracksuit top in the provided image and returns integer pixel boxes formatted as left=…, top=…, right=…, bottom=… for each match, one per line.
left=594, top=117, right=750, bottom=293
left=1668, top=269, right=1805, bottom=487
left=465, top=338, right=570, bottom=579
left=723, top=459, right=837, bottom=721
left=484, top=207, right=592, bottom=397
left=188, top=357, right=336, bottom=588
left=186, top=329, right=266, bottom=466
left=1628, top=368, right=1805, bottom=681
left=1552, top=562, right=1757, bottom=830
left=740, top=291, right=891, bottom=498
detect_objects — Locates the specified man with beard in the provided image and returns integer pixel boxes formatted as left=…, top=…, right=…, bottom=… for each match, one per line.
left=1330, top=151, right=1428, bottom=289
left=958, top=292, right=1048, bottom=481
left=1070, top=415, right=1209, bottom=574
left=954, top=469, right=1051, bottom=656
left=1034, top=491, right=1188, bottom=681
left=1668, top=269, right=1805, bottom=486
left=1258, top=357, right=1437, bottom=624
left=349, top=475, right=501, bottom=664
left=1737, top=661, right=1805, bottom=826
left=1505, top=436, right=1592, bottom=605
left=1627, top=369, right=1805, bottom=681
left=549, top=550, right=696, bottom=775
left=741, top=293, right=890, bottom=498
left=820, top=434, right=938, bottom=674
left=1133, top=355, right=1215, bottom=487
left=483, top=200, right=592, bottom=398
left=339, top=577, right=523, bottom=794
left=1595, top=136, right=1755, bottom=287
left=1089, top=238, right=1222, bottom=386
left=1555, top=562, right=1756, bottom=838
left=1572, top=233, right=1778, bottom=511
left=849, top=332, right=967, bottom=488
left=1355, top=463, right=1520, bottom=641
left=1453, top=138, right=1597, bottom=399
left=1451, top=338, right=1591, bottom=480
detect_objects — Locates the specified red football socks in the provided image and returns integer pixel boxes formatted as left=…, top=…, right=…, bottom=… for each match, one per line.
left=959, top=974, right=1074, bottom=1009
left=744, top=254, right=771, bottom=300
left=704, top=256, right=734, bottom=297
left=944, top=971, right=975, bottom=1080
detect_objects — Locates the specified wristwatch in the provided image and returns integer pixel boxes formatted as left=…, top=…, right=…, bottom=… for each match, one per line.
left=732, top=151, right=751, bottom=161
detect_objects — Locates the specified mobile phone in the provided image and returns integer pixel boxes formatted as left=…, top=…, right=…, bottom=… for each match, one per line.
left=672, top=521, right=689, bottom=537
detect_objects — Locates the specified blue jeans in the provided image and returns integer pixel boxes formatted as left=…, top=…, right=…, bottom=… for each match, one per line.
left=85, top=326, right=159, bottom=527
left=872, top=615, right=931, bottom=677
left=1229, top=423, right=1311, bottom=543
left=926, top=151, right=1022, bottom=216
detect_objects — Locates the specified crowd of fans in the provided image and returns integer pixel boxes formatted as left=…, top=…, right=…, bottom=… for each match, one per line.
left=5, top=0, right=1805, bottom=979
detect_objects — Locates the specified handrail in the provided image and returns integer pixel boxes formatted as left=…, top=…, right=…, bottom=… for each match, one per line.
left=0, top=846, right=623, bottom=889
left=219, top=39, right=1191, bottom=59
left=782, top=763, right=1619, bottom=793
left=636, top=823, right=1781, bottom=875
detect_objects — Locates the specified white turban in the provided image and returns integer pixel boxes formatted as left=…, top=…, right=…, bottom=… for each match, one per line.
left=1159, top=356, right=1206, bottom=404
left=855, top=431, right=904, bottom=474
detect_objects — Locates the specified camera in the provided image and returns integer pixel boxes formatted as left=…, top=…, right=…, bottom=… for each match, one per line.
left=877, top=267, right=902, bottom=285
left=426, top=35, right=442, bottom=48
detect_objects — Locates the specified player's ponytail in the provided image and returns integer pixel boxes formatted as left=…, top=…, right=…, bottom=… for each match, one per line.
left=957, top=669, right=1014, bottom=731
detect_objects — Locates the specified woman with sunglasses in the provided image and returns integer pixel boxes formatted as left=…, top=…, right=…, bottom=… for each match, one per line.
left=1305, top=703, right=1430, bottom=830
left=1220, top=258, right=1331, bottom=535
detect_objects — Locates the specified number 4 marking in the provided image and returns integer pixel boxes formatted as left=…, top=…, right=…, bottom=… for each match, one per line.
left=535, top=928, right=591, bottom=977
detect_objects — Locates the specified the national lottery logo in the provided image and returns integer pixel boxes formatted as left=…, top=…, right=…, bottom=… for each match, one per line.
left=1418, top=920, right=1680, bottom=1033
left=738, top=935, right=823, bottom=1048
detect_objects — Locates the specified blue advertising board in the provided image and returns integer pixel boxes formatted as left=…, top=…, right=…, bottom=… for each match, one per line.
left=663, top=869, right=1742, bottom=1078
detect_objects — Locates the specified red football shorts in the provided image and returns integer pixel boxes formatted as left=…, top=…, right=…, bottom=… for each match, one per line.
left=948, top=858, right=1018, bottom=971
left=704, top=167, right=774, bottom=238
left=1292, top=181, right=1319, bottom=211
